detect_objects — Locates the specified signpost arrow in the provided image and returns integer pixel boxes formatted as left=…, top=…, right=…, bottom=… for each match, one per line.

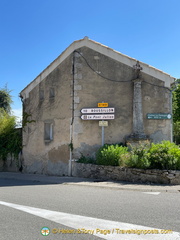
left=81, top=108, right=115, bottom=114
left=147, top=113, right=172, bottom=120
left=81, top=114, right=115, bottom=120
left=81, top=103, right=115, bottom=146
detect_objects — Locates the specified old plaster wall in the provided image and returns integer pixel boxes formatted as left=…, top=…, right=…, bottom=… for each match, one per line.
left=141, top=72, right=171, bottom=142
left=22, top=55, right=72, bottom=175
left=72, top=47, right=172, bottom=158
left=72, top=47, right=134, bottom=158
left=22, top=44, right=172, bottom=175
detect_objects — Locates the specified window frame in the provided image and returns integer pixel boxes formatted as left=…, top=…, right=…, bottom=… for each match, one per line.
left=44, top=122, right=53, bottom=142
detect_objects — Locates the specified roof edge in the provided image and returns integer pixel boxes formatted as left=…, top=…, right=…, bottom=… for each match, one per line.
left=20, top=37, right=175, bottom=98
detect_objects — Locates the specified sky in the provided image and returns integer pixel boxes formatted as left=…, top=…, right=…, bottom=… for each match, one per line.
left=0, top=0, right=180, bottom=121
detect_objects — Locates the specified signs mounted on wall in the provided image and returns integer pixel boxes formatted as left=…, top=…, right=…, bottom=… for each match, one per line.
left=98, top=103, right=108, bottom=107
left=81, top=103, right=114, bottom=146
left=81, top=114, right=114, bottom=120
left=99, top=121, right=108, bottom=127
left=147, top=113, right=172, bottom=120
left=81, top=103, right=115, bottom=121
left=81, top=108, right=115, bottom=114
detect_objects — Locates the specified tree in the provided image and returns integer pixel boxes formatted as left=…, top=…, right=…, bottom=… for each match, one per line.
left=173, top=81, right=180, bottom=122
left=0, top=87, right=22, bottom=169
left=173, top=121, right=180, bottom=144
left=172, top=80, right=180, bottom=144
left=0, top=109, right=22, bottom=162
left=0, top=86, right=12, bottom=113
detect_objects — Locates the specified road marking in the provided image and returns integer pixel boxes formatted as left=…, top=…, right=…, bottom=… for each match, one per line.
left=143, top=192, right=161, bottom=195
left=0, top=200, right=179, bottom=240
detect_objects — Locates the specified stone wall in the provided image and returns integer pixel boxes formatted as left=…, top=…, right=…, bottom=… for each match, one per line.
left=72, top=162, right=180, bottom=185
left=20, top=39, right=174, bottom=176
left=71, top=46, right=172, bottom=159
left=21, top=55, right=72, bottom=175
left=0, top=155, right=21, bottom=172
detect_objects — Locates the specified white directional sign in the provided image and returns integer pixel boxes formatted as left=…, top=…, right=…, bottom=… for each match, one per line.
left=81, top=108, right=115, bottom=114
left=81, top=114, right=115, bottom=120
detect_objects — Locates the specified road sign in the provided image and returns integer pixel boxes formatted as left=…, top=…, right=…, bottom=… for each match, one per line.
left=81, top=114, right=115, bottom=120
left=98, top=103, right=108, bottom=107
left=147, top=113, right=172, bottom=120
left=81, top=108, right=115, bottom=114
left=99, top=121, right=108, bottom=126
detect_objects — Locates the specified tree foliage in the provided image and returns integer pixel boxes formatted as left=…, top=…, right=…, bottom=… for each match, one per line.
left=173, top=80, right=180, bottom=144
left=0, top=109, right=22, bottom=162
left=0, top=86, right=12, bottom=113
left=173, top=121, right=180, bottom=145
left=0, top=87, right=22, bottom=166
left=173, top=81, right=180, bottom=122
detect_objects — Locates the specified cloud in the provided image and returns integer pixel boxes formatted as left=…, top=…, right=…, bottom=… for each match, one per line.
left=12, top=108, right=22, bottom=119
left=12, top=108, right=22, bottom=127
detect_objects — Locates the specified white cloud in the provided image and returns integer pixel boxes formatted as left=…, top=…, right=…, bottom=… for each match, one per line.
left=12, top=108, right=22, bottom=127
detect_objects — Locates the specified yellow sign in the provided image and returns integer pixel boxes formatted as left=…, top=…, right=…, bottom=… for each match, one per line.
left=98, top=103, right=108, bottom=107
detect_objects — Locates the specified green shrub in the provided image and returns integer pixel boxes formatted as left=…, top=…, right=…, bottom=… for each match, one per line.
left=168, top=147, right=180, bottom=169
left=96, top=144, right=128, bottom=166
left=77, top=153, right=95, bottom=164
left=147, top=141, right=180, bottom=170
left=123, top=141, right=180, bottom=170
left=124, top=144, right=151, bottom=169
left=77, top=141, right=180, bottom=170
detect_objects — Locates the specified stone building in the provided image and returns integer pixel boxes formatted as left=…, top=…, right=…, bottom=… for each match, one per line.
left=20, top=37, right=175, bottom=176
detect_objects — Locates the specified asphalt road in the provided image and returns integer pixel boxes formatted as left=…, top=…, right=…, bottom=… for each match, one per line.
left=0, top=177, right=180, bottom=240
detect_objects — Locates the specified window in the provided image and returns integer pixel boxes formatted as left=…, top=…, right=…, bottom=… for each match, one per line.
left=44, top=123, right=53, bottom=141
left=49, top=88, right=55, bottom=98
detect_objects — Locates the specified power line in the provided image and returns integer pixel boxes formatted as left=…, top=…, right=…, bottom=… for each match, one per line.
left=74, top=50, right=171, bottom=91
left=74, top=50, right=132, bottom=83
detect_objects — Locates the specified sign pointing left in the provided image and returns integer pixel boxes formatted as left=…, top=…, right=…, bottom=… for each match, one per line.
left=81, top=114, right=115, bottom=120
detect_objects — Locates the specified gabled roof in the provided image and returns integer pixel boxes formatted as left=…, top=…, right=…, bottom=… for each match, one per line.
left=21, top=37, right=175, bottom=98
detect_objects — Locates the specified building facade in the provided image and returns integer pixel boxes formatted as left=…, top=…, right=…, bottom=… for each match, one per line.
left=20, top=37, right=175, bottom=176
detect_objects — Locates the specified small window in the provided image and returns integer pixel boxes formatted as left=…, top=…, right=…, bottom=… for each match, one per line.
left=49, top=88, right=55, bottom=98
left=39, top=90, right=44, bottom=101
left=44, top=123, right=53, bottom=141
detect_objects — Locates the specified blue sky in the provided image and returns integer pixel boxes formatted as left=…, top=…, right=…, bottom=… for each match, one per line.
left=0, top=0, right=180, bottom=120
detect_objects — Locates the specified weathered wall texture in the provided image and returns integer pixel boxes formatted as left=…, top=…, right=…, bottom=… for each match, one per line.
left=72, top=47, right=134, bottom=158
left=72, top=46, right=172, bottom=159
left=72, top=162, right=180, bottom=185
left=20, top=38, right=174, bottom=176
left=22, top=55, right=72, bottom=175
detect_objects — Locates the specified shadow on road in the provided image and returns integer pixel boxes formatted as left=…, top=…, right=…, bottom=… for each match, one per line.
left=0, top=171, right=179, bottom=191
left=0, top=171, right=98, bottom=187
